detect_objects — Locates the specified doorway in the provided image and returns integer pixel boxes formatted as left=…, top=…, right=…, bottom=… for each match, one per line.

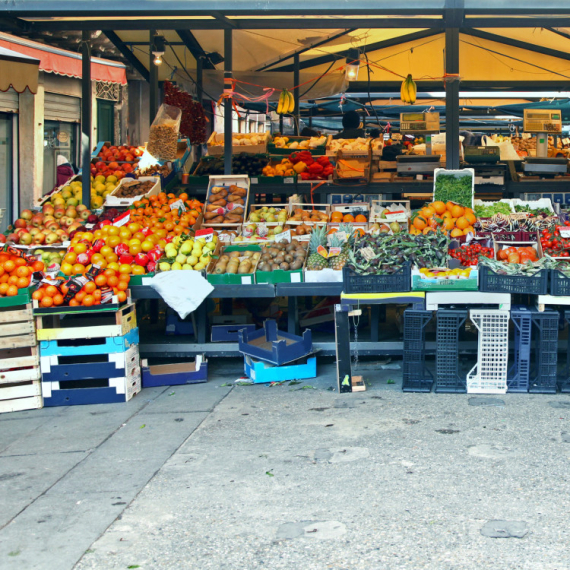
left=97, top=99, right=115, bottom=145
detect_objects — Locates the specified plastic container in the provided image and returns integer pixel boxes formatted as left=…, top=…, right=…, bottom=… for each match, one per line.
left=508, top=306, right=531, bottom=393
left=479, top=266, right=549, bottom=295
left=550, top=270, right=570, bottom=296
left=530, top=308, right=558, bottom=394
left=466, top=309, right=509, bottom=394
left=342, top=264, right=411, bottom=294
left=402, top=309, right=434, bottom=393
left=561, top=310, right=570, bottom=393
left=435, top=309, right=468, bottom=393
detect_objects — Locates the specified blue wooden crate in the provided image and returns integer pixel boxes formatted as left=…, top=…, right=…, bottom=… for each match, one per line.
left=238, top=319, right=312, bottom=366
left=244, top=355, right=316, bottom=384
left=141, top=356, right=207, bottom=387
left=38, top=328, right=139, bottom=357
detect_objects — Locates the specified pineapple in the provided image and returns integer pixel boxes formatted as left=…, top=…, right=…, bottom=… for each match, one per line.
left=337, top=223, right=356, bottom=248
left=306, top=225, right=328, bottom=270
left=328, top=232, right=349, bottom=270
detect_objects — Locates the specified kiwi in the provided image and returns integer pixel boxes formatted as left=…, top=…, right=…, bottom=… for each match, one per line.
left=258, top=262, right=271, bottom=272
left=290, top=260, right=302, bottom=270
left=261, top=253, right=272, bottom=262
left=279, top=262, right=290, bottom=271
left=284, top=254, right=293, bottom=263
left=219, top=255, right=230, bottom=263
left=274, top=256, right=284, bottom=265
left=271, top=263, right=280, bottom=271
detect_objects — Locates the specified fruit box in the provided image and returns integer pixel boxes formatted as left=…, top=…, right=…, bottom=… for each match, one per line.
left=304, top=266, right=344, bottom=283
left=268, top=136, right=327, bottom=156
left=0, top=286, right=34, bottom=308
left=334, top=150, right=372, bottom=182
left=141, top=355, right=208, bottom=387
left=255, top=157, right=297, bottom=186
left=433, top=168, right=475, bottom=209
left=244, top=354, right=317, bottom=384
left=104, top=176, right=161, bottom=207
left=411, top=267, right=478, bottom=291
left=493, top=237, right=543, bottom=261
left=287, top=203, right=330, bottom=225
left=256, top=260, right=304, bottom=284
left=330, top=202, right=370, bottom=220
left=206, top=244, right=261, bottom=285
left=37, top=174, right=83, bottom=207
left=370, top=200, right=411, bottom=223
left=203, top=174, right=250, bottom=230
left=326, top=136, right=371, bottom=157
left=207, top=131, right=269, bottom=156
left=238, top=319, right=313, bottom=366
left=246, top=204, right=289, bottom=226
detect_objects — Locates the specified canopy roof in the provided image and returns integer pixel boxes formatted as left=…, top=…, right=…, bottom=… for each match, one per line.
left=0, top=44, right=38, bottom=93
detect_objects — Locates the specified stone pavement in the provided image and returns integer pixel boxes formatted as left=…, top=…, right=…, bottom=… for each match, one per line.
left=2, top=358, right=570, bottom=569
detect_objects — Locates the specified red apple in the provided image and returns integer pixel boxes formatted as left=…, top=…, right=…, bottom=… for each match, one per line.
left=116, top=243, right=130, bottom=256
left=54, top=208, right=64, bottom=219
left=147, top=261, right=156, bottom=273
left=7, top=232, right=19, bottom=243
left=55, top=229, right=67, bottom=237
left=135, top=253, right=149, bottom=267
left=41, top=204, right=54, bottom=216
left=100, top=219, right=112, bottom=227
left=20, top=209, right=33, bottom=221
left=92, top=239, right=105, bottom=253
left=33, top=232, right=46, bottom=244
left=29, top=227, right=40, bottom=237
left=63, top=217, right=74, bottom=228
left=119, top=254, right=134, bottom=265
left=31, top=213, right=44, bottom=227
left=14, top=218, right=27, bottom=229
left=80, top=210, right=92, bottom=220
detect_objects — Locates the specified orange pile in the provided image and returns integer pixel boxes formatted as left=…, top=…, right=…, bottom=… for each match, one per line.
left=410, top=201, right=477, bottom=237
left=130, top=192, right=202, bottom=231
left=330, top=212, right=367, bottom=223
left=0, top=252, right=44, bottom=297
left=497, top=246, right=538, bottom=264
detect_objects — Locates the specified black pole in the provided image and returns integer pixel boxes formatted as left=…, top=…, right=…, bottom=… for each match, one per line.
left=196, top=56, right=203, bottom=160
left=81, top=30, right=92, bottom=208
left=293, top=54, right=300, bottom=136
left=149, top=30, right=158, bottom=125
left=445, top=7, right=461, bottom=169
left=224, top=28, right=232, bottom=175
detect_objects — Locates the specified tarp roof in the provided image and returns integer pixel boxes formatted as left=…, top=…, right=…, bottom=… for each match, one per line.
left=0, top=44, right=39, bottom=93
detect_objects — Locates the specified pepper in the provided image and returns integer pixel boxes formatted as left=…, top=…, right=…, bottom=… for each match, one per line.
left=308, top=162, right=324, bottom=175
left=289, top=150, right=313, bottom=165
left=316, top=156, right=331, bottom=167
left=293, top=161, right=308, bottom=174
left=300, top=172, right=311, bottom=180
left=322, top=165, right=334, bottom=178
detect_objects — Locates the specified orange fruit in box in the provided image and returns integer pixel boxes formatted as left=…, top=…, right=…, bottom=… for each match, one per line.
left=331, top=212, right=343, bottom=223
left=456, top=217, right=470, bottom=230
left=355, top=214, right=367, bottom=223
left=464, top=212, right=477, bottom=225
left=450, top=228, right=463, bottom=238
left=432, top=201, right=447, bottom=215
left=421, top=206, right=435, bottom=218
left=463, top=227, right=476, bottom=236
left=446, top=201, right=456, bottom=211
left=40, top=295, right=53, bottom=307
left=413, top=216, right=427, bottom=230
left=343, top=214, right=355, bottom=223
left=451, top=205, right=465, bottom=219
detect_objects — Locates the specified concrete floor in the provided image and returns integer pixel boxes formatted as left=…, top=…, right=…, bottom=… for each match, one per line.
left=2, top=358, right=570, bottom=570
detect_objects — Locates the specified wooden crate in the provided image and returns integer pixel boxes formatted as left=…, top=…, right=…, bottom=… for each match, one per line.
left=0, top=345, right=42, bottom=413
left=0, top=303, right=36, bottom=350
left=36, top=303, right=137, bottom=342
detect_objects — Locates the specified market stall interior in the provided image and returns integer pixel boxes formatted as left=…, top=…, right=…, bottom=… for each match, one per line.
left=5, top=1, right=570, bottom=404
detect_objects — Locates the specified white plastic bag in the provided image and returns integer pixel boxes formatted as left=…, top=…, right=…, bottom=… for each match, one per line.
left=482, top=135, right=521, bottom=161
left=149, top=271, right=214, bottom=319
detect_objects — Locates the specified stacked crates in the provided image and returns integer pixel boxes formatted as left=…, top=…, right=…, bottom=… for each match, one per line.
left=508, top=306, right=532, bottom=393
left=402, top=309, right=433, bottom=393
left=0, top=301, right=42, bottom=413
left=435, top=309, right=468, bottom=393
left=36, top=303, right=141, bottom=406
left=529, top=308, right=558, bottom=394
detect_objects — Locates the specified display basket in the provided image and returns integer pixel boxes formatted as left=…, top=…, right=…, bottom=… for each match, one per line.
left=550, top=269, right=570, bottom=296
left=479, top=266, right=549, bottom=295
left=342, top=264, right=410, bottom=294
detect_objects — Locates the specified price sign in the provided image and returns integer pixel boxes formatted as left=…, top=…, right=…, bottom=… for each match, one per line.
left=196, top=228, right=215, bottom=243
left=113, top=212, right=130, bottom=227
left=274, top=230, right=291, bottom=243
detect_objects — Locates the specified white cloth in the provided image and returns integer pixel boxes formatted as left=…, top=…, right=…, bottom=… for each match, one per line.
left=57, top=155, right=69, bottom=166
left=149, top=271, right=214, bottom=319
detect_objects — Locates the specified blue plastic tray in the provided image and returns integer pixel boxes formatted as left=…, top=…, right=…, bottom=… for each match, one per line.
left=244, top=355, right=316, bottom=384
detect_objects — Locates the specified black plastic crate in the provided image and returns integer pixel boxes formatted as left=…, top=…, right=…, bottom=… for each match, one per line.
left=562, top=310, right=570, bottom=393
left=402, top=309, right=434, bottom=393
left=508, top=306, right=531, bottom=393
left=343, top=263, right=410, bottom=294
left=479, top=266, right=549, bottom=295
left=435, top=309, right=468, bottom=393
left=550, top=270, right=570, bottom=297
left=529, top=308, right=558, bottom=394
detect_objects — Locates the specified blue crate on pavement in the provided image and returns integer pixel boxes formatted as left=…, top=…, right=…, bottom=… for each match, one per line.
left=508, top=306, right=532, bottom=393
left=38, top=328, right=139, bottom=357
left=141, top=356, right=208, bottom=388
left=402, top=309, right=434, bottom=393
left=562, top=311, right=570, bottom=393
left=530, top=308, right=559, bottom=394
left=435, top=309, right=468, bottom=393
left=244, top=355, right=317, bottom=384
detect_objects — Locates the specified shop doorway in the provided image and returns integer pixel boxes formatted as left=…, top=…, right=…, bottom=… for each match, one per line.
left=0, top=113, right=12, bottom=233
left=43, top=121, right=77, bottom=194
left=97, top=100, right=115, bottom=145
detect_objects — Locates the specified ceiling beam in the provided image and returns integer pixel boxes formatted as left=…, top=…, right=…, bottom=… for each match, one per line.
left=461, top=28, right=570, bottom=62
left=347, top=80, right=570, bottom=92
left=211, top=12, right=239, bottom=29
left=0, top=16, right=31, bottom=32
left=271, top=29, right=442, bottom=72
left=103, top=30, right=149, bottom=81
left=176, top=29, right=215, bottom=69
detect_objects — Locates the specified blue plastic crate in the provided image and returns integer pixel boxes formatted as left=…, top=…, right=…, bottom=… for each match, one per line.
left=212, top=324, right=256, bottom=342
left=508, top=306, right=531, bottom=393
left=435, top=309, right=468, bottom=393
left=141, top=356, right=207, bottom=388
left=562, top=311, right=570, bottom=393
left=530, top=308, right=558, bottom=394
left=244, top=355, right=316, bottom=384
left=402, top=309, right=434, bottom=393
left=166, top=315, right=194, bottom=336
left=38, top=327, right=139, bottom=357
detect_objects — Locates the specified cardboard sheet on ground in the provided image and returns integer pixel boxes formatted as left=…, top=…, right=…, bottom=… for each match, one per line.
left=149, top=271, right=213, bottom=319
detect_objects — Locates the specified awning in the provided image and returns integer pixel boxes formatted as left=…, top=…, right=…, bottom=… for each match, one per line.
left=0, top=46, right=39, bottom=94
left=0, top=32, right=126, bottom=85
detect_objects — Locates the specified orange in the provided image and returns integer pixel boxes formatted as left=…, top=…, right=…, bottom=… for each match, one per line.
left=117, top=280, right=129, bottom=291
left=73, top=243, right=87, bottom=255
left=32, top=289, right=45, bottom=301
left=16, top=266, right=30, bottom=278
left=131, top=265, right=145, bottom=275
left=141, top=240, right=154, bottom=253
left=446, top=201, right=456, bottom=211
left=464, top=212, right=477, bottom=225
left=72, top=263, right=86, bottom=275
left=422, top=227, right=435, bottom=234
left=45, top=285, right=59, bottom=297
left=412, top=216, right=427, bottom=231
left=129, top=244, right=142, bottom=256
left=3, top=260, right=15, bottom=273
left=0, top=275, right=8, bottom=284
left=14, top=257, right=26, bottom=267
left=107, top=262, right=120, bottom=272
left=108, top=226, right=120, bottom=236
left=441, top=211, right=452, bottom=220
left=104, top=268, right=117, bottom=277
left=82, top=295, right=94, bottom=307
left=421, top=206, right=435, bottom=218
left=8, top=276, right=18, bottom=286
left=431, top=201, right=446, bottom=215
left=442, top=218, right=455, bottom=231
left=69, top=299, right=80, bottom=307
left=119, top=273, right=130, bottom=282
left=16, top=277, right=30, bottom=289
left=355, top=214, right=367, bottom=223
left=83, top=281, right=97, bottom=294
left=32, top=260, right=45, bottom=273
left=100, top=245, right=113, bottom=257
left=450, top=228, right=464, bottom=238
left=343, top=214, right=355, bottom=223
left=409, top=227, right=421, bottom=235
left=331, top=212, right=343, bottom=223
left=118, top=264, right=132, bottom=275
left=117, top=291, right=127, bottom=303
left=0, top=283, right=9, bottom=296
left=40, top=295, right=53, bottom=306
left=463, top=226, right=476, bottom=236
left=95, top=275, right=107, bottom=287
left=451, top=205, right=465, bottom=219
left=105, top=253, right=119, bottom=263
left=61, top=263, right=74, bottom=276
left=52, top=294, right=64, bottom=306
left=107, top=236, right=121, bottom=249
left=64, top=252, right=77, bottom=264
left=74, top=291, right=86, bottom=303
left=107, top=275, right=119, bottom=288
left=455, top=216, right=470, bottom=230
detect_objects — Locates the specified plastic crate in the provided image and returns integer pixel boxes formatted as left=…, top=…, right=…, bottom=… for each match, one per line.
left=508, top=306, right=532, bottom=393
left=342, top=264, right=410, bottom=294
left=402, top=309, right=434, bottom=393
left=479, top=266, right=549, bottom=295
left=466, top=309, right=509, bottom=394
left=561, top=310, right=570, bottom=393
left=550, top=270, right=570, bottom=297
left=435, top=309, right=468, bottom=393
left=529, top=308, right=558, bottom=394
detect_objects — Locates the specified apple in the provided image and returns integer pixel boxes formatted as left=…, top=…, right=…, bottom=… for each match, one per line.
left=76, top=204, right=87, bottom=213
left=33, top=232, right=46, bottom=244
left=53, top=208, right=64, bottom=219
left=55, top=229, right=67, bottom=237
left=43, top=214, right=56, bottom=223
left=135, top=253, right=149, bottom=267
left=14, top=218, right=27, bottom=229
left=119, top=254, right=134, bottom=265
left=63, top=217, right=74, bottom=227
left=31, top=213, right=44, bottom=227
left=76, top=253, right=90, bottom=265
left=68, top=222, right=82, bottom=232
left=7, top=232, right=19, bottom=243
left=116, top=243, right=129, bottom=256
left=92, top=239, right=105, bottom=253
left=100, top=219, right=112, bottom=227
left=41, top=204, right=54, bottom=216
left=80, top=210, right=91, bottom=221
left=19, top=232, right=33, bottom=246
left=45, top=232, right=59, bottom=245
left=21, top=209, right=33, bottom=221
left=87, top=214, right=99, bottom=224
left=46, top=222, right=59, bottom=232
left=65, top=208, right=77, bottom=219
left=29, top=227, right=40, bottom=237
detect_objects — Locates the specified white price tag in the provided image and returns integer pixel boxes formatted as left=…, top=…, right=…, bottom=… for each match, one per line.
left=522, top=133, right=532, bottom=140
left=169, top=199, right=184, bottom=211
left=241, top=276, right=252, bottom=284
left=563, top=138, right=570, bottom=145
left=84, top=224, right=95, bottom=230
left=361, top=246, right=376, bottom=261
left=392, top=133, right=403, bottom=141
left=284, top=177, right=294, bottom=184
left=196, top=228, right=215, bottom=243
left=558, top=227, right=570, bottom=238
left=291, top=272, right=301, bottom=283
left=250, top=178, right=258, bottom=184
left=274, top=230, right=291, bottom=243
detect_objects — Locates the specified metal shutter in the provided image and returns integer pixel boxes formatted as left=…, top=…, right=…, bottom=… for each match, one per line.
left=44, top=93, right=80, bottom=122
left=0, top=88, right=19, bottom=113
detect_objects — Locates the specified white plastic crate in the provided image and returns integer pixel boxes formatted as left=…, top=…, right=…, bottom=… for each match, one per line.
left=467, top=309, right=509, bottom=394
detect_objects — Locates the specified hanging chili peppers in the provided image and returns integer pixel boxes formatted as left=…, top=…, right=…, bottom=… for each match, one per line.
left=163, top=80, right=207, bottom=144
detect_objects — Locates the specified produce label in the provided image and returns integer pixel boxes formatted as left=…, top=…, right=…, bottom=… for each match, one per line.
left=274, top=230, right=291, bottom=243
left=328, top=247, right=341, bottom=258
left=113, top=212, right=130, bottom=227
left=557, top=226, right=570, bottom=238
left=196, top=228, right=215, bottom=243
left=317, top=245, right=328, bottom=258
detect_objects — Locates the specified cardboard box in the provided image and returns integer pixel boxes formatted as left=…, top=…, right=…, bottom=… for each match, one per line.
left=206, top=244, right=261, bottom=285
left=141, top=356, right=208, bottom=387
left=244, top=354, right=317, bottom=384
left=203, top=174, right=249, bottom=230
left=104, top=176, right=161, bottom=207
left=207, top=132, right=269, bottom=156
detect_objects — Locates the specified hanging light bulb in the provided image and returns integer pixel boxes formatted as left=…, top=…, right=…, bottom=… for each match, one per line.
left=345, top=48, right=361, bottom=82
left=152, top=35, right=166, bottom=66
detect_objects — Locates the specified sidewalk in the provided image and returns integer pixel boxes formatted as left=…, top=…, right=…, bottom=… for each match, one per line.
left=2, top=359, right=570, bottom=569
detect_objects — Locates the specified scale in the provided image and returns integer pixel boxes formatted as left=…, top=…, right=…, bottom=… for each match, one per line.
left=464, top=145, right=505, bottom=185
left=522, top=109, right=567, bottom=177
left=398, top=112, right=441, bottom=176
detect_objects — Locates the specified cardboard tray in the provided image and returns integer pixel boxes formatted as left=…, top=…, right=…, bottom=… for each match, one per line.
left=202, top=174, right=250, bottom=230
left=370, top=200, right=411, bottom=223
left=207, top=132, right=269, bottom=156
left=206, top=243, right=261, bottom=285
left=104, top=176, right=161, bottom=207
left=244, top=354, right=317, bottom=384
left=141, top=356, right=208, bottom=387
left=238, top=319, right=313, bottom=366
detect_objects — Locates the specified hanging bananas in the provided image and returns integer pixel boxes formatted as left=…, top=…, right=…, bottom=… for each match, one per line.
left=276, top=89, right=295, bottom=115
left=400, top=74, right=417, bottom=105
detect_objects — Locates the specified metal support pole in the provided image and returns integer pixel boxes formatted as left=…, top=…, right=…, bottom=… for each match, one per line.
left=224, top=28, right=233, bottom=175
left=149, top=30, right=158, bottom=125
left=445, top=11, right=461, bottom=169
left=293, top=54, right=300, bottom=136
left=81, top=30, right=92, bottom=207
left=196, top=57, right=203, bottom=160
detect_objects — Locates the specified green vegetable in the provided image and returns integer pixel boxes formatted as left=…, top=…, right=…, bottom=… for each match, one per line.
left=514, top=205, right=552, bottom=216
left=434, top=173, right=473, bottom=208
left=474, top=202, right=512, bottom=218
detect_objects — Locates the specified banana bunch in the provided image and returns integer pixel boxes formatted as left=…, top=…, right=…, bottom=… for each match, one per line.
left=277, top=89, right=295, bottom=115
left=400, top=74, right=417, bottom=105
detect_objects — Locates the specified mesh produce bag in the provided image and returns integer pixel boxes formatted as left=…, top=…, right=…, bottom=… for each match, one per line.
left=147, top=104, right=182, bottom=161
